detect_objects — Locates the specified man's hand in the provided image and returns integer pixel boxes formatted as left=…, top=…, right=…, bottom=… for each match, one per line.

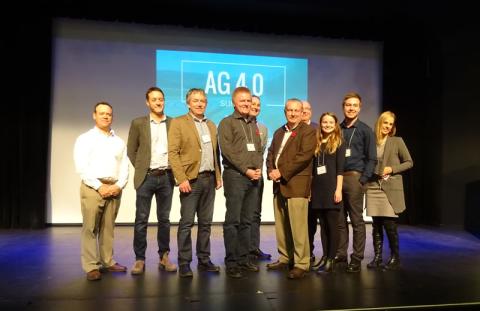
left=216, top=180, right=223, bottom=190
left=108, top=185, right=121, bottom=197
left=268, top=169, right=282, bottom=182
left=179, top=180, right=192, bottom=193
left=98, top=184, right=121, bottom=198
left=245, top=168, right=261, bottom=180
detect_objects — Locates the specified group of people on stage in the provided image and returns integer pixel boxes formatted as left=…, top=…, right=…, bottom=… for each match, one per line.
left=73, top=86, right=413, bottom=281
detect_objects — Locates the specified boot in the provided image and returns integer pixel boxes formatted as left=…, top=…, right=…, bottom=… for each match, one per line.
left=323, top=258, right=335, bottom=273
left=159, top=251, right=177, bottom=272
left=384, top=219, right=400, bottom=270
left=367, top=218, right=384, bottom=269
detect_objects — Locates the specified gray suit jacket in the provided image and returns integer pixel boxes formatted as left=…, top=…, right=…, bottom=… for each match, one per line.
left=373, top=136, right=413, bottom=214
left=127, top=115, right=171, bottom=189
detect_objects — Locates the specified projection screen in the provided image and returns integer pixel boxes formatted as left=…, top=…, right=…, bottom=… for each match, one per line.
left=49, top=18, right=381, bottom=224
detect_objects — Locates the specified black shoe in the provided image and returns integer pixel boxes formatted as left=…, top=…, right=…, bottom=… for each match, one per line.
left=311, top=256, right=327, bottom=271
left=384, top=256, right=400, bottom=271
left=367, top=258, right=383, bottom=269
left=334, top=256, right=347, bottom=264
left=346, top=259, right=361, bottom=273
left=198, top=260, right=220, bottom=272
left=251, top=248, right=272, bottom=260
left=226, top=267, right=243, bottom=278
left=317, top=258, right=335, bottom=274
left=179, top=264, right=193, bottom=278
left=239, top=262, right=259, bottom=272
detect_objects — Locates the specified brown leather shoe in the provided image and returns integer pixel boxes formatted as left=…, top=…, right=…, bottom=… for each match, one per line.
left=159, top=251, right=177, bottom=272
left=131, top=260, right=145, bottom=275
left=288, top=267, right=306, bottom=279
left=107, top=263, right=127, bottom=272
left=266, top=260, right=289, bottom=270
left=86, top=269, right=101, bottom=281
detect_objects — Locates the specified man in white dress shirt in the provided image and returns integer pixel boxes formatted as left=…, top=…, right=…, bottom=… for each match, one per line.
left=74, top=102, right=129, bottom=281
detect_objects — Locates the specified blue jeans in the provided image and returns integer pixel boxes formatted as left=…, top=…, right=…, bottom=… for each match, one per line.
left=133, top=171, right=174, bottom=261
left=222, top=169, right=259, bottom=268
left=177, top=174, right=216, bottom=266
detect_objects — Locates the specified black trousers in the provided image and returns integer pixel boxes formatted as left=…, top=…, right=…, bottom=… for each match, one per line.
left=336, top=174, right=366, bottom=261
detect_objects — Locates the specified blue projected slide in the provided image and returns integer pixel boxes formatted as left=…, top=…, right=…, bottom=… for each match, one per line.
left=156, top=50, right=308, bottom=135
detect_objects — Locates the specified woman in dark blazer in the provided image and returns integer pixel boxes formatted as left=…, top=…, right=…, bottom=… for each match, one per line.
left=310, top=112, right=346, bottom=273
left=366, top=111, right=413, bottom=270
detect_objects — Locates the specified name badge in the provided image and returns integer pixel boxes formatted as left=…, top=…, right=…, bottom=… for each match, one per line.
left=317, top=165, right=327, bottom=175
left=202, top=134, right=211, bottom=143
left=345, top=148, right=351, bottom=157
left=247, top=143, right=256, bottom=151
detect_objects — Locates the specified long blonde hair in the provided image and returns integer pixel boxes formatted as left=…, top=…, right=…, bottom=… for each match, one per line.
left=315, top=112, right=343, bottom=155
left=375, top=111, right=397, bottom=144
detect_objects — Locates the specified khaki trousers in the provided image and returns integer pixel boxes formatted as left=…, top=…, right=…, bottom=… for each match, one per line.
left=80, top=183, right=121, bottom=273
left=273, top=193, right=310, bottom=270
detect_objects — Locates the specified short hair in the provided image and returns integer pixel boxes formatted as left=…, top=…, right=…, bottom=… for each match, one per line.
left=375, top=111, right=397, bottom=143
left=342, top=92, right=362, bottom=106
left=232, top=86, right=251, bottom=100
left=93, top=101, right=112, bottom=113
left=185, top=88, right=207, bottom=103
left=145, top=86, right=165, bottom=100
left=302, top=100, right=311, bottom=107
left=252, top=95, right=260, bottom=100
left=284, top=98, right=303, bottom=110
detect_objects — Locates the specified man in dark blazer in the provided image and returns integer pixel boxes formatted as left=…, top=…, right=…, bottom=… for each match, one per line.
left=266, top=98, right=316, bottom=279
left=168, top=88, right=222, bottom=277
left=127, top=86, right=177, bottom=275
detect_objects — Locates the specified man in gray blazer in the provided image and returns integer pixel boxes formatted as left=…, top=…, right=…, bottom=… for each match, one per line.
left=127, top=86, right=177, bottom=275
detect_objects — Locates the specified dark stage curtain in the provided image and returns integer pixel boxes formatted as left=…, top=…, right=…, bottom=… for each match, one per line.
left=0, top=17, right=51, bottom=229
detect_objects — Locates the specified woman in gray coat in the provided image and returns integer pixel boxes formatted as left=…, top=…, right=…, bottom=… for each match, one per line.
left=366, top=111, right=413, bottom=270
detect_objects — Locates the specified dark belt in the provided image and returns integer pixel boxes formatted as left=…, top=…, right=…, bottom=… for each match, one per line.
left=147, top=168, right=171, bottom=176
left=343, top=170, right=361, bottom=176
left=198, top=171, right=214, bottom=177
left=98, top=178, right=117, bottom=185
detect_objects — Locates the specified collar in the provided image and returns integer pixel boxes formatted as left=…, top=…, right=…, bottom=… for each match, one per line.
left=232, top=110, right=252, bottom=122
left=189, top=112, right=207, bottom=123
left=341, top=118, right=359, bottom=129
left=284, top=122, right=300, bottom=132
left=150, top=114, right=167, bottom=124
left=94, top=126, right=114, bottom=136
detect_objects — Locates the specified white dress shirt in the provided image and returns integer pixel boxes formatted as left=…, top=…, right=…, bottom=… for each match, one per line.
left=74, top=126, right=129, bottom=190
left=150, top=116, right=169, bottom=169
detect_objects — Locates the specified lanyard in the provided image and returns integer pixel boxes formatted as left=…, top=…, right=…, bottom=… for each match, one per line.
left=240, top=119, right=254, bottom=144
left=317, top=146, right=326, bottom=166
left=345, top=127, right=356, bottom=149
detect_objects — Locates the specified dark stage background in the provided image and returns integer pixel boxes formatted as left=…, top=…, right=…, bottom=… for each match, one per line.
left=1, top=1, right=479, bottom=231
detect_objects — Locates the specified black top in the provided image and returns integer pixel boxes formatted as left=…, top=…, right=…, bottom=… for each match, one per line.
left=311, top=143, right=346, bottom=210
left=340, top=119, right=376, bottom=184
